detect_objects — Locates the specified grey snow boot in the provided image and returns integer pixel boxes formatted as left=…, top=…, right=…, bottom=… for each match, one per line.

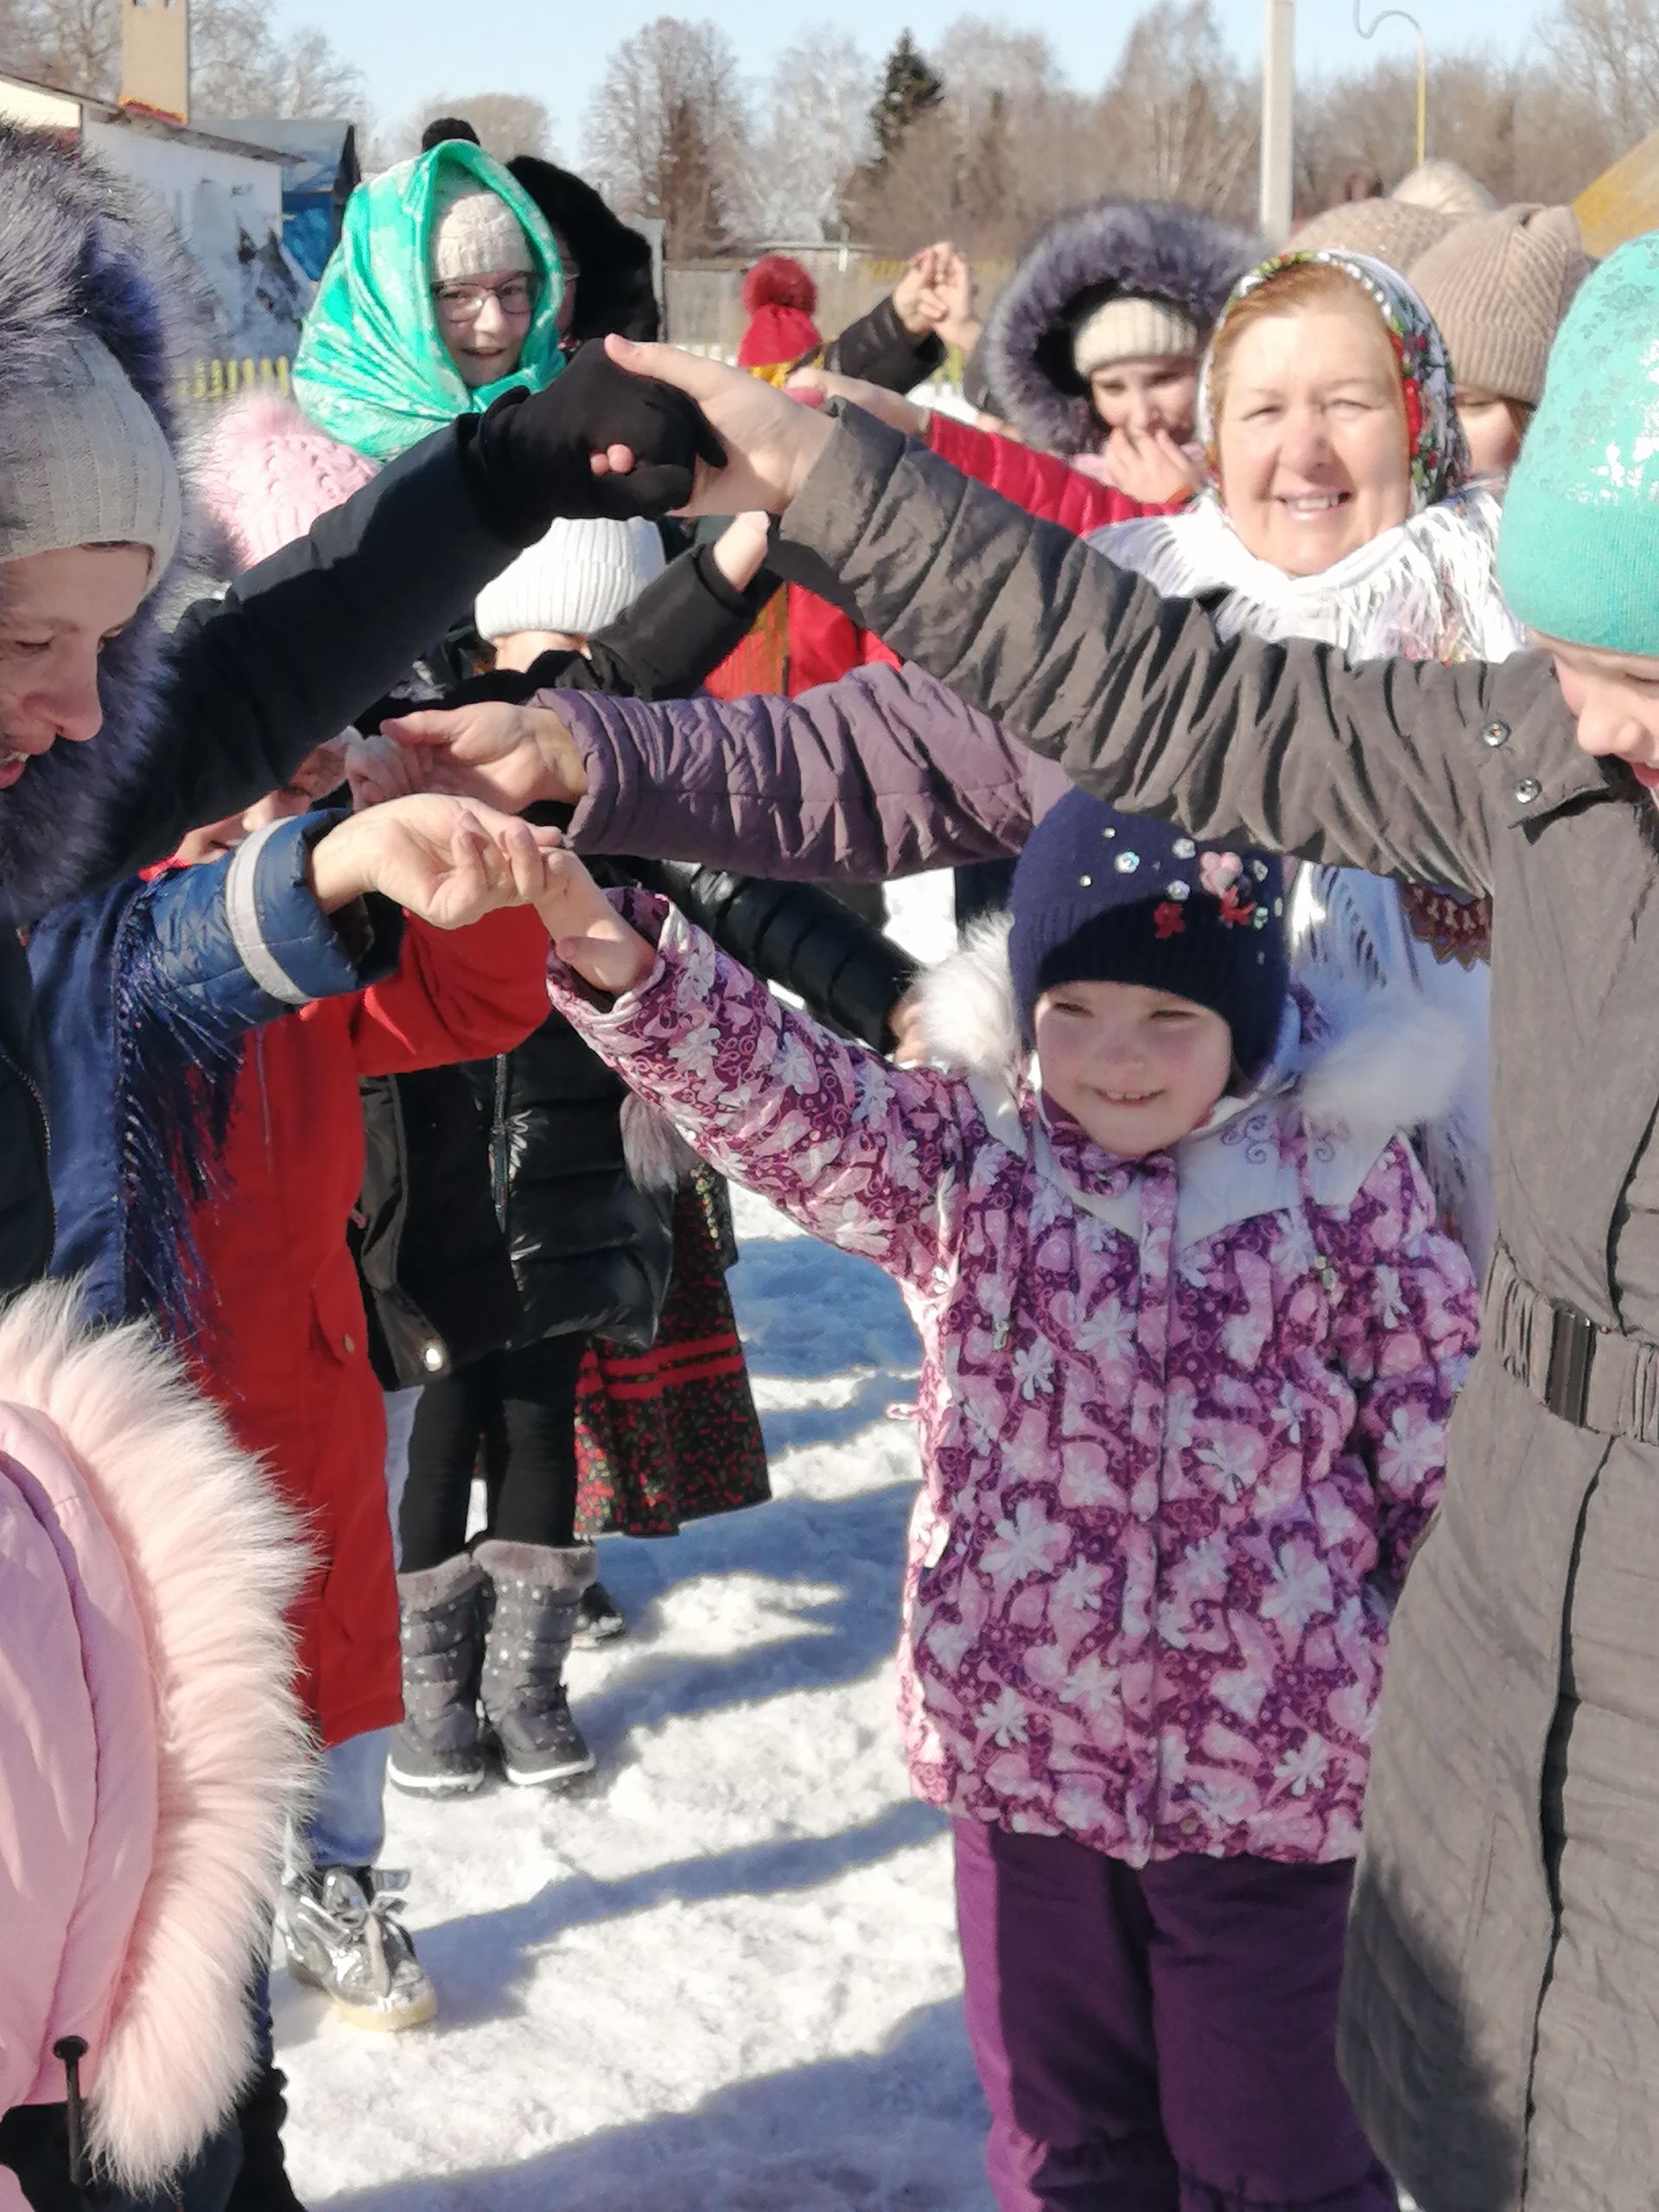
left=475, top=1538, right=597, bottom=1788
left=388, top=1553, right=488, bottom=1797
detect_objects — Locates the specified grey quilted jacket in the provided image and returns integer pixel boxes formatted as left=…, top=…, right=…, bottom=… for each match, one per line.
left=770, top=408, right=1659, bottom=2212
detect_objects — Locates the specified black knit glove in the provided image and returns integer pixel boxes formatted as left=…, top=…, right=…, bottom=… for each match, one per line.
left=469, top=343, right=727, bottom=542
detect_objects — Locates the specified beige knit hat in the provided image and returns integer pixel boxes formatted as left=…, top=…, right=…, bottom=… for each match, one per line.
left=1071, top=296, right=1201, bottom=379
left=429, top=178, right=534, bottom=283
left=1289, top=196, right=1454, bottom=270
left=0, top=333, right=181, bottom=581
left=1410, top=204, right=1589, bottom=406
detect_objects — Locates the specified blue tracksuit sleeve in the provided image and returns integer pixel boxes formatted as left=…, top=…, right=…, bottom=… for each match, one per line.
left=29, top=810, right=402, bottom=1323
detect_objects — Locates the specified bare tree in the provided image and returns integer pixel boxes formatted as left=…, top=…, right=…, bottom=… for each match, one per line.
left=16, top=0, right=119, bottom=96
left=1541, top=0, right=1659, bottom=152
left=16, top=0, right=364, bottom=115
left=189, top=0, right=364, bottom=116
left=415, top=93, right=554, bottom=162
left=745, top=32, right=873, bottom=238
left=1099, top=0, right=1258, bottom=219
left=582, top=16, right=750, bottom=257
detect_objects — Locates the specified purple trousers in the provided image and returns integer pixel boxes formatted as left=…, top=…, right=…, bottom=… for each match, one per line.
left=953, top=1820, right=1396, bottom=2212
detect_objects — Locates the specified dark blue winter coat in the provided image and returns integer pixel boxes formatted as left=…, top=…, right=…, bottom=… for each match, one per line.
left=29, top=811, right=398, bottom=1332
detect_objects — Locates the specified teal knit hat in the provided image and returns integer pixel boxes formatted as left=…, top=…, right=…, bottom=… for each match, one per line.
left=1498, top=232, right=1659, bottom=653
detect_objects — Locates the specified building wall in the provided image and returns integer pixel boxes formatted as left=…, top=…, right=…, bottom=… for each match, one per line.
left=80, top=119, right=283, bottom=247
left=0, top=79, right=80, bottom=130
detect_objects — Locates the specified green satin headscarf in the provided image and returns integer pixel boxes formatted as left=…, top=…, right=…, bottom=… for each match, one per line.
left=292, top=139, right=564, bottom=462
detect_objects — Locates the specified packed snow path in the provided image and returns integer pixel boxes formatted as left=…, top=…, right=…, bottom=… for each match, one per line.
left=280, top=880, right=998, bottom=2207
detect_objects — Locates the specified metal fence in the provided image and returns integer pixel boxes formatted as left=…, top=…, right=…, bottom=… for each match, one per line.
left=179, top=356, right=292, bottom=407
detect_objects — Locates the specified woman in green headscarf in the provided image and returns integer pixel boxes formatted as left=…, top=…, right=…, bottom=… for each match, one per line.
left=290, top=137, right=567, bottom=462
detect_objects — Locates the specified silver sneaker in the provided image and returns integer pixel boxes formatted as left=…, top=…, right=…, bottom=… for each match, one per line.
left=279, top=1866, right=437, bottom=2031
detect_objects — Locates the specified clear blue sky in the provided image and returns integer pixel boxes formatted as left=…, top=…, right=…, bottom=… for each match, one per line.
left=284, top=0, right=1544, bottom=152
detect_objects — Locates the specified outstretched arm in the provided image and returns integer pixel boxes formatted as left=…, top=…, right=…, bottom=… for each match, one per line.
left=596, top=340, right=1544, bottom=898
left=533, top=860, right=973, bottom=1289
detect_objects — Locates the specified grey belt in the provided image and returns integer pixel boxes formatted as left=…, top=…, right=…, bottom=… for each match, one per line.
left=1489, top=1240, right=1659, bottom=1444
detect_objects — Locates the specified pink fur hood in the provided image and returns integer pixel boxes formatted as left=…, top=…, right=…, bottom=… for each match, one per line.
left=0, top=1283, right=309, bottom=2202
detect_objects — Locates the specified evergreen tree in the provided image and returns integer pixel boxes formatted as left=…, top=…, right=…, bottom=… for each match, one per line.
left=870, top=29, right=944, bottom=162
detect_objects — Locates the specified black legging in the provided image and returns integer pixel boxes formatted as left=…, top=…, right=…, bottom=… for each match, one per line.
left=398, top=1334, right=588, bottom=1572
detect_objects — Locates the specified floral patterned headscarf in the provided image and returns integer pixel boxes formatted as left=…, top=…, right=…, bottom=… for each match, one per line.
left=1198, top=246, right=1471, bottom=514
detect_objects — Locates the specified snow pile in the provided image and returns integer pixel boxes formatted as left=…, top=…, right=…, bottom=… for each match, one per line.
left=280, top=876, right=996, bottom=2207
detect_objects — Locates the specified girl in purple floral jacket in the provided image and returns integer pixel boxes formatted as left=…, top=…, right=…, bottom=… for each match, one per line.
left=527, top=789, right=1479, bottom=2212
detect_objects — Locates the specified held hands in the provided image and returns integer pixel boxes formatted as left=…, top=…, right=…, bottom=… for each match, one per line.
left=308, top=794, right=559, bottom=930
left=595, top=335, right=833, bottom=517
left=892, top=243, right=979, bottom=352
left=534, top=843, right=655, bottom=996
left=375, top=702, right=588, bottom=813
left=785, top=366, right=928, bottom=439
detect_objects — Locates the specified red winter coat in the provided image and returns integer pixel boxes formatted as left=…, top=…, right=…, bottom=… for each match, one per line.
left=784, top=415, right=1181, bottom=697
left=188, top=906, right=550, bottom=1746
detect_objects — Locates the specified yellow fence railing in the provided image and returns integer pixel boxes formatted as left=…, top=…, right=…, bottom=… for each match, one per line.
left=178, top=356, right=292, bottom=406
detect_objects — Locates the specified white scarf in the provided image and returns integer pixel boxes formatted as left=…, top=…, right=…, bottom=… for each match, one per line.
left=1089, top=487, right=1525, bottom=666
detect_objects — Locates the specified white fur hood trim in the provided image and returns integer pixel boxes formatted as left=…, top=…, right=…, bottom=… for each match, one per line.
left=916, top=914, right=1468, bottom=1237
left=0, top=1282, right=311, bottom=2190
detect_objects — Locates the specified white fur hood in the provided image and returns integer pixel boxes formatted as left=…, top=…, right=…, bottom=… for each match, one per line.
left=915, top=916, right=1467, bottom=1239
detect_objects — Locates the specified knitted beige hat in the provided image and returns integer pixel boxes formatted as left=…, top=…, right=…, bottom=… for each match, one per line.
left=1410, top=204, right=1589, bottom=406
left=1289, top=196, right=1454, bottom=270
left=0, top=333, right=181, bottom=580
left=1071, top=295, right=1201, bottom=379
left=429, top=179, right=534, bottom=283
left=474, top=517, right=667, bottom=643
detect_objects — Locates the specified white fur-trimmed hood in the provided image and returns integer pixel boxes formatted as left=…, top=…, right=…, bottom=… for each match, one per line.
left=916, top=912, right=1467, bottom=1199
left=0, top=1281, right=310, bottom=2190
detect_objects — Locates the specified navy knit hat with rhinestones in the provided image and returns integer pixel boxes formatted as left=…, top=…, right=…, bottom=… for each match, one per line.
left=1007, top=793, right=1289, bottom=1071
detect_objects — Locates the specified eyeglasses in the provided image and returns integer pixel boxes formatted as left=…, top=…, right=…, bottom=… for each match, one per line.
left=432, top=276, right=539, bottom=324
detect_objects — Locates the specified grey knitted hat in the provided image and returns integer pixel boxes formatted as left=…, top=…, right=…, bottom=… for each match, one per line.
left=1410, top=204, right=1589, bottom=407
left=0, top=333, right=181, bottom=579
left=429, top=177, right=534, bottom=283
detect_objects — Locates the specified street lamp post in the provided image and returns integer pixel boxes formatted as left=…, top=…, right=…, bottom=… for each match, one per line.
left=1354, top=3, right=1428, bottom=166
left=1260, top=0, right=1295, bottom=244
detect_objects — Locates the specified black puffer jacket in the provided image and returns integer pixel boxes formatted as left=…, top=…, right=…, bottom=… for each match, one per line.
left=479, top=863, right=914, bottom=1352
left=351, top=531, right=773, bottom=1382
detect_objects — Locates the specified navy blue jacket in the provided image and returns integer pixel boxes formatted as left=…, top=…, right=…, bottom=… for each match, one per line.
left=29, top=812, right=397, bottom=1331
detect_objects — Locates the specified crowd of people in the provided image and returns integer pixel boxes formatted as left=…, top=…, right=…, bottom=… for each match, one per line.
left=0, top=86, right=1648, bottom=2212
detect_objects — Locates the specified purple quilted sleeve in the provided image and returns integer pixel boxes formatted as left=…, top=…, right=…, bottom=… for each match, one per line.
left=550, top=662, right=1065, bottom=879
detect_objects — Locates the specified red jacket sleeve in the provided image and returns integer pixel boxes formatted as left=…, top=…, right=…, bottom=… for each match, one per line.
left=925, top=413, right=1170, bottom=537
left=346, top=906, right=550, bottom=1076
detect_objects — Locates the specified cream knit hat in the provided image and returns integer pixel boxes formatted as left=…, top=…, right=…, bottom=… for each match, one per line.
left=1410, top=204, right=1589, bottom=407
left=429, top=176, right=535, bottom=283
left=474, top=517, right=667, bottom=643
left=0, top=334, right=181, bottom=580
left=1071, top=295, right=1201, bottom=379
left=1392, top=160, right=1497, bottom=217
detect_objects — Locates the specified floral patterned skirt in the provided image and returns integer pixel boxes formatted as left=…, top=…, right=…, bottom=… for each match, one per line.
left=573, top=1168, right=771, bottom=1538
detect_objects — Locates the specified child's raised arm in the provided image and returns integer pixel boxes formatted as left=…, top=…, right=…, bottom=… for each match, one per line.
left=535, top=849, right=976, bottom=1289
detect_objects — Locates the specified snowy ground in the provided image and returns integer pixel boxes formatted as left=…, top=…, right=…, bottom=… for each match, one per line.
left=279, top=877, right=998, bottom=2209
